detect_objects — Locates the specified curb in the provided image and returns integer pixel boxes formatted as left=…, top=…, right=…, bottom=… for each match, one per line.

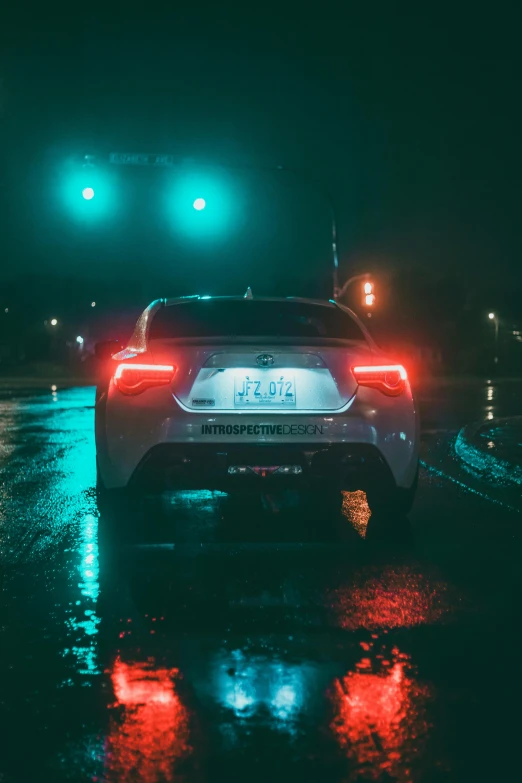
left=454, top=419, right=522, bottom=488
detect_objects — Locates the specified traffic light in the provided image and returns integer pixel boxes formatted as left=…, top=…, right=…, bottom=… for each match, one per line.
left=167, top=168, right=240, bottom=242
left=363, top=281, right=375, bottom=307
left=60, top=159, right=117, bottom=221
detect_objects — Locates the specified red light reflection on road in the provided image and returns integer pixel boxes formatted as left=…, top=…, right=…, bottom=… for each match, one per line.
left=329, top=566, right=449, bottom=629
left=331, top=649, right=430, bottom=782
left=105, top=658, right=191, bottom=783
left=342, top=490, right=371, bottom=537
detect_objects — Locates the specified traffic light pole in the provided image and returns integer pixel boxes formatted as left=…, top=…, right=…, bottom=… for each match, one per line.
left=81, top=154, right=342, bottom=296
left=335, top=272, right=370, bottom=301
left=273, top=166, right=340, bottom=299
left=331, top=213, right=340, bottom=299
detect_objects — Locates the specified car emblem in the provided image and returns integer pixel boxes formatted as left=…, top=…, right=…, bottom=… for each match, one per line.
left=256, top=353, right=274, bottom=367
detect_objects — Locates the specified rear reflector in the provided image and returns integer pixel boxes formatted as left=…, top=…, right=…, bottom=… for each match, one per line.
left=228, top=465, right=303, bottom=476
left=352, top=365, right=407, bottom=396
left=114, top=363, right=176, bottom=395
left=275, top=465, right=303, bottom=475
left=228, top=466, right=250, bottom=475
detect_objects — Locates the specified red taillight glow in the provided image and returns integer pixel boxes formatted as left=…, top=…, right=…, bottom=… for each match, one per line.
left=114, top=363, right=176, bottom=395
left=107, top=658, right=191, bottom=779
left=352, top=365, right=407, bottom=396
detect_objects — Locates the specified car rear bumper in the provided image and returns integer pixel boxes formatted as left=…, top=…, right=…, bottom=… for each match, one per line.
left=126, top=442, right=400, bottom=492
left=96, top=386, right=419, bottom=491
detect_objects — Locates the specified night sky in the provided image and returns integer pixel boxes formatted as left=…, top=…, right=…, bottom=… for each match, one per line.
left=1, top=4, right=521, bottom=302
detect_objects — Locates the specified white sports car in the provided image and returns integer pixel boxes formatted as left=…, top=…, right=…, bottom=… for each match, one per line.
left=95, top=293, right=419, bottom=514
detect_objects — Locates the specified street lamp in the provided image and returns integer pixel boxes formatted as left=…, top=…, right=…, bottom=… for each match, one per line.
left=50, top=318, right=58, bottom=327
left=193, top=198, right=206, bottom=211
left=488, top=312, right=499, bottom=365
left=82, top=187, right=95, bottom=200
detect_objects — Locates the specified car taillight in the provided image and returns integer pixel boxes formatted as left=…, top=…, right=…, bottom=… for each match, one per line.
left=114, top=363, right=176, bottom=395
left=352, top=365, right=407, bottom=396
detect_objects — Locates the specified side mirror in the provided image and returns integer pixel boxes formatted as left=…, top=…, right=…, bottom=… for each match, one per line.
left=94, top=340, right=121, bottom=360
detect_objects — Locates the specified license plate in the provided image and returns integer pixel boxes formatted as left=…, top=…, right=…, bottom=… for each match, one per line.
left=234, top=374, right=296, bottom=406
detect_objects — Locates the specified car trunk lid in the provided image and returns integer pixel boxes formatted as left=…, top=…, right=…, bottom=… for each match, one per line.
left=149, top=339, right=371, bottom=412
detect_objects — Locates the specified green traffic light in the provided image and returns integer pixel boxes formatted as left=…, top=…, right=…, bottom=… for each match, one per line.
left=60, top=161, right=116, bottom=221
left=168, top=170, right=239, bottom=242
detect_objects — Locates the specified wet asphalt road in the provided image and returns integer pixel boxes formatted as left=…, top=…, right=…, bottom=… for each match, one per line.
left=0, top=380, right=521, bottom=782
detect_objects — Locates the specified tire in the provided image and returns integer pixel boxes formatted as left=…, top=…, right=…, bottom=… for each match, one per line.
left=96, top=459, right=135, bottom=516
left=365, top=463, right=419, bottom=516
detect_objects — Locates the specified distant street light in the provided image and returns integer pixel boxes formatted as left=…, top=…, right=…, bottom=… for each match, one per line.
left=82, top=187, right=95, bottom=200
left=50, top=318, right=58, bottom=326
left=76, top=335, right=84, bottom=345
left=488, top=312, right=499, bottom=365
left=193, top=197, right=206, bottom=211
left=91, top=301, right=96, bottom=307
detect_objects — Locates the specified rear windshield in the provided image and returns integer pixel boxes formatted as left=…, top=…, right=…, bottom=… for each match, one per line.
left=149, top=300, right=365, bottom=340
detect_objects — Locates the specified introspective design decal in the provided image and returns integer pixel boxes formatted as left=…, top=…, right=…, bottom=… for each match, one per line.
left=201, top=424, right=325, bottom=436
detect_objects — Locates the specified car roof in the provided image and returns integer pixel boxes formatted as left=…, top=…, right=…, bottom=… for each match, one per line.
left=163, top=295, right=337, bottom=308
left=125, top=295, right=375, bottom=353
